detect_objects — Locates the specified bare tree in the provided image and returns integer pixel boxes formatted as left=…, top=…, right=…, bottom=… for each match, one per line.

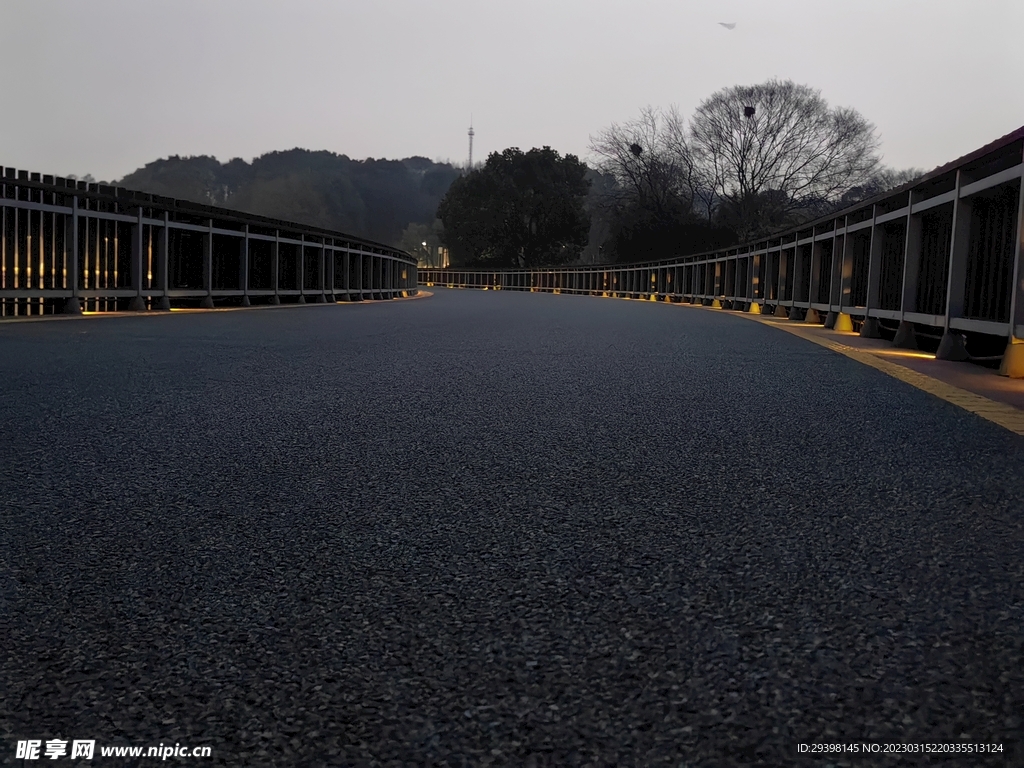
left=588, top=108, right=735, bottom=261
left=690, top=79, right=881, bottom=239
left=588, top=106, right=699, bottom=219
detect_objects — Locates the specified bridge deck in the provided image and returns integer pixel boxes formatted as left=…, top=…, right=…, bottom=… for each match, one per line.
left=2, top=288, right=1021, bottom=765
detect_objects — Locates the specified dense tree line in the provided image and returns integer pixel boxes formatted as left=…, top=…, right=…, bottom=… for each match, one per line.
left=117, top=150, right=460, bottom=248
left=438, top=79, right=922, bottom=267
left=116, top=80, right=924, bottom=267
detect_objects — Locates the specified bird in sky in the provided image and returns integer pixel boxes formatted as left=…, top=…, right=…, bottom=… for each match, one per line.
left=718, top=22, right=737, bottom=29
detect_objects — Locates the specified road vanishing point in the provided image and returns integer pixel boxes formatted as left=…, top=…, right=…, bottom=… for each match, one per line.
left=2, top=288, right=1022, bottom=766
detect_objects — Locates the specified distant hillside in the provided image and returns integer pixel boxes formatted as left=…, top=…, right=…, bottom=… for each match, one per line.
left=117, top=150, right=461, bottom=248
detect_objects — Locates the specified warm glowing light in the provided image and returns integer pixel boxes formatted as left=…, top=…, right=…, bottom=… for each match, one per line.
left=867, top=349, right=937, bottom=360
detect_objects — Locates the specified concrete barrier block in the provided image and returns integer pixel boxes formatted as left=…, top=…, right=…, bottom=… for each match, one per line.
left=804, top=308, right=821, bottom=324
left=773, top=304, right=788, bottom=318
left=748, top=302, right=761, bottom=314
left=63, top=297, right=82, bottom=315
left=936, top=331, right=969, bottom=361
left=859, top=317, right=881, bottom=338
left=892, top=321, right=917, bottom=349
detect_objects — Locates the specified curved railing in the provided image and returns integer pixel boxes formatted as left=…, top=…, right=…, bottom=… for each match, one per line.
left=422, top=126, right=1024, bottom=371
left=0, top=168, right=418, bottom=317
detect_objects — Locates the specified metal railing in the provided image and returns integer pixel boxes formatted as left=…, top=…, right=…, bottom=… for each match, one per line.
left=0, top=170, right=419, bottom=317
left=421, top=126, right=1024, bottom=366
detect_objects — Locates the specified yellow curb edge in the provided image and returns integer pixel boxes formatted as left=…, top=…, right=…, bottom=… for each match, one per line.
left=736, top=312, right=1024, bottom=437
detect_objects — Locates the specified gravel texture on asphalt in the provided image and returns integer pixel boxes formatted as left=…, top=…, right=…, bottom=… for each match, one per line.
left=1, top=288, right=1022, bottom=767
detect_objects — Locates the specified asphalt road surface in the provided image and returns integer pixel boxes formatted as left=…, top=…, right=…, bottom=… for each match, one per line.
left=2, top=288, right=1022, bottom=767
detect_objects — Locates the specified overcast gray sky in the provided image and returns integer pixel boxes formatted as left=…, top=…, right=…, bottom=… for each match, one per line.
left=2, top=0, right=1022, bottom=182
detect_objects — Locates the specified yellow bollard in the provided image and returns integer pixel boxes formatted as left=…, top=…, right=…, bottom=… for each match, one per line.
left=999, top=340, right=1024, bottom=378
left=834, top=313, right=854, bottom=332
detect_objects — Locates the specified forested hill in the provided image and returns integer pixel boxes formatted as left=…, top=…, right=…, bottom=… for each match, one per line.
left=117, top=150, right=461, bottom=247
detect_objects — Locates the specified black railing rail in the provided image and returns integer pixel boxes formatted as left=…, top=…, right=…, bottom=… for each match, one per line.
left=0, top=169, right=418, bottom=316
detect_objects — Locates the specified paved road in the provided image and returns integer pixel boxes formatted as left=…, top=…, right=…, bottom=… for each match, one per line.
left=2, top=288, right=1022, bottom=767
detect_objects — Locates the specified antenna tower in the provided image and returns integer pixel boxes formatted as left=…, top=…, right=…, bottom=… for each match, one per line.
left=467, top=118, right=474, bottom=172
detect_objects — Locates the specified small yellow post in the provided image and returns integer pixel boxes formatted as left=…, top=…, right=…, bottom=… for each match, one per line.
left=999, top=340, right=1024, bottom=378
